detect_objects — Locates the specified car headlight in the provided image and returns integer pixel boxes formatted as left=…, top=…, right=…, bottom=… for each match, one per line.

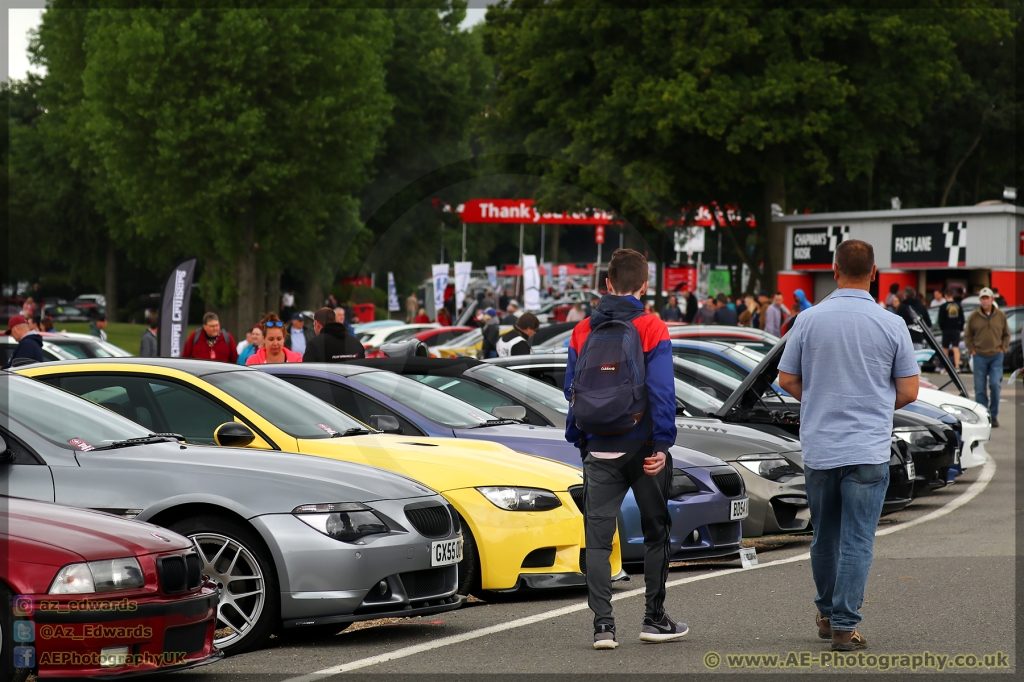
left=893, top=427, right=940, bottom=447
left=669, top=468, right=700, bottom=499
left=939, top=404, right=979, bottom=424
left=292, top=503, right=389, bottom=543
left=477, top=487, right=562, bottom=511
left=49, top=558, right=145, bottom=594
left=736, top=454, right=801, bottom=482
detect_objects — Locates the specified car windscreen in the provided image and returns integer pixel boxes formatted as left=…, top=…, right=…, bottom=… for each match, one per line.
left=471, top=364, right=570, bottom=415
left=48, top=338, right=119, bottom=358
left=674, top=378, right=724, bottom=413
left=535, top=329, right=573, bottom=348
left=204, top=370, right=364, bottom=438
left=675, top=358, right=743, bottom=391
left=350, top=371, right=494, bottom=428
left=2, top=374, right=151, bottom=449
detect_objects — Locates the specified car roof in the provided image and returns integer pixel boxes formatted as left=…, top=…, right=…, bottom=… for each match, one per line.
left=259, top=362, right=375, bottom=378
left=16, top=356, right=252, bottom=376
left=485, top=354, right=567, bottom=368
left=347, top=357, right=483, bottom=375
left=669, top=338, right=735, bottom=352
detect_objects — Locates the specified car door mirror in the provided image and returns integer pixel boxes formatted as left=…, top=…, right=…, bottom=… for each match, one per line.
left=491, top=405, right=527, bottom=421
left=213, top=422, right=256, bottom=448
left=0, top=434, right=11, bottom=463
left=369, top=415, right=402, bottom=434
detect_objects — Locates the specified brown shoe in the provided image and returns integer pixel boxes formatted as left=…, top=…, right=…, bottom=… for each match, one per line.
left=816, top=613, right=832, bottom=640
left=992, top=418, right=1000, bottom=428
left=831, top=630, right=867, bottom=651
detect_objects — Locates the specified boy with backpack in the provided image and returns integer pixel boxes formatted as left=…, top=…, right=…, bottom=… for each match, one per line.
left=564, top=248, right=686, bottom=650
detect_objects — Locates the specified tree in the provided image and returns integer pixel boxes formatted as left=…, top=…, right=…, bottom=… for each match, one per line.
left=481, top=1, right=1014, bottom=292
left=33, top=3, right=393, bottom=333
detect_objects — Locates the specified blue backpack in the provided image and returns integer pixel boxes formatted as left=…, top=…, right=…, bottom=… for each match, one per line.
left=570, top=318, right=648, bottom=436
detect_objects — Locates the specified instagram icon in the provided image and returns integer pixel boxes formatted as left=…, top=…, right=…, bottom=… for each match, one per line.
left=13, top=596, right=34, bottom=616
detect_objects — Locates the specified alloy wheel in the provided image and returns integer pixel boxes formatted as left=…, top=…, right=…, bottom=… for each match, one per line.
left=190, top=532, right=266, bottom=650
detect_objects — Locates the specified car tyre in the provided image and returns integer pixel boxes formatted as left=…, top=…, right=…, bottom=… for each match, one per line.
left=456, top=516, right=483, bottom=598
left=1, top=584, right=30, bottom=682
left=168, top=516, right=279, bottom=656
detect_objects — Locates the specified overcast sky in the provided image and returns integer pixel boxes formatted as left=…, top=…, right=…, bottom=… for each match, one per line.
left=7, top=5, right=490, bottom=82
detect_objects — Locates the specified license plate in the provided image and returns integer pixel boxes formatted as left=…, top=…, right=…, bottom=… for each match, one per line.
left=730, top=498, right=749, bottom=521
left=906, top=460, right=916, bottom=480
left=431, top=538, right=462, bottom=567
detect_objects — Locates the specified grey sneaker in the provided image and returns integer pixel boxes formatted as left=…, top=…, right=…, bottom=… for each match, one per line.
left=639, top=614, right=689, bottom=642
left=593, top=624, right=618, bottom=650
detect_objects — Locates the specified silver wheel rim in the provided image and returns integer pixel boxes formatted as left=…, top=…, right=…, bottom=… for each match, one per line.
left=190, top=533, right=266, bottom=649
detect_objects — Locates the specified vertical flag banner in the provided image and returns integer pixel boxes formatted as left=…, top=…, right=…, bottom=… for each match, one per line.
left=454, top=262, right=473, bottom=312
left=522, top=255, right=541, bottom=311
left=387, top=272, right=400, bottom=312
left=648, top=261, right=657, bottom=289
left=485, top=265, right=498, bottom=291
left=542, top=262, right=553, bottom=289
left=158, top=257, right=197, bottom=357
left=431, top=264, right=449, bottom=318
left=558, top=264, right=568, bottom=291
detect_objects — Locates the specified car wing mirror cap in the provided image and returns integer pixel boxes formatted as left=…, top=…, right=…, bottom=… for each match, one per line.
left=369, top=415, right=402, bottom=434
left=214, top=422, right=256, bottom=448
left=491, top=405, right=527, bottom=421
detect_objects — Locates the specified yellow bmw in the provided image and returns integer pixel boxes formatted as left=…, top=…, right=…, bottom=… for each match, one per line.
left=18, top=359, right=620, bottom=596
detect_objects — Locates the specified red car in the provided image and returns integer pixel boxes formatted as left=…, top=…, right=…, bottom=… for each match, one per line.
left=2, top=495, right=220, bottom=680
left=413, top=326, right=474, bottom=347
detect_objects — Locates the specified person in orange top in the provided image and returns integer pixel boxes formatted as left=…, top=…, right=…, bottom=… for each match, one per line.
left=245, top=313, right=303, bottom=364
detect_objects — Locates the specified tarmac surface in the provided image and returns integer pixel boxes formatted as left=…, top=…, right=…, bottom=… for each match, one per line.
left=178, top=376, right=1019, bottom=679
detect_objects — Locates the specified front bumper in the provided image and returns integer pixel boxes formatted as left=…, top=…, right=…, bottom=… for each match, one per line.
left=443, top=487, right=620, bottom=591
left=730, top=467, right=809, bottom=538
left=959, top=420, right=990, bottom=469
left=27, top=589, right=218, bottom=679
left=252, top=498, right=462, bottom=624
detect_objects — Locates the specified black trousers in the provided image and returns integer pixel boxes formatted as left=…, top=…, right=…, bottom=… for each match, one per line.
left=583, top=446, right=672, bottom=628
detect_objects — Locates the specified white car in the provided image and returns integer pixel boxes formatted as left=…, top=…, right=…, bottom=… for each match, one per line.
left=914, top=387, right=990, bottom=469
left=356, top=323, right=438, bottom=349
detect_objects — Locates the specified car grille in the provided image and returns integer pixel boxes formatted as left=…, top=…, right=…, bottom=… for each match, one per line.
left=162, top=621, right=208, bottom=655
left=400, top=568, right=448, bottom=599
left=158, top=552, right=203, bottom=594
left=711, top=472, right=744, bottom=498
left=405, top=502, right=452, bottom=538
left=569, top=486, right=585, bottom=513
left=578, top=549, right=587, bottom=575
left=521, top=547, right=556, bottom=568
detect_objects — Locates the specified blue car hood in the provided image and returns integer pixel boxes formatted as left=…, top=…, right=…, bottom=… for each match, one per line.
left=459, top=423, right=727, bottom=470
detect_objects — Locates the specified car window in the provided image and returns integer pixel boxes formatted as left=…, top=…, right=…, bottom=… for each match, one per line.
left=2, top=374, right=151, bottom=450
left=409, top=374, right=516, bottom=414
left=673, top=378, right=724, bottom=413
left=518, top=367, right=566, bottom=391
left=204, top=370, right=363, bottom=438
left=383, top=329, right=418, bottom=343
left=51, top=341, right=89, bottom=359
left=472, top=364, right=570, bottom=415
left=147, top=380, right=236, bottom=444
left=675, top=350, right=747, bottom=381
left=61, top=375, right=166, bottom=432
left=351, top=371, right=494, bottom=428
left=279, top=376, right=423, bottom=435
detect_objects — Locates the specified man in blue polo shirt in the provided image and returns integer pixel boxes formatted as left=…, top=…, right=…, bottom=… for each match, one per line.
left=778, top=239, right=919, bottom=652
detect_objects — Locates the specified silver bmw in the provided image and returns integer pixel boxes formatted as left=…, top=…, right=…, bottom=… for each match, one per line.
left=0, top=371, right=464, bottom=655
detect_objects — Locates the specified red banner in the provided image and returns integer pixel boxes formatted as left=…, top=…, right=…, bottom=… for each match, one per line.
left=456, top=199, right=615, bottom=225
left=341, top=276, right=373, bottom=289
left=664, top=266, right=697, bottom=293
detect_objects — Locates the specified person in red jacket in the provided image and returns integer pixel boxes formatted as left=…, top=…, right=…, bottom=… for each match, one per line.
left=182, top=312, right=239, bottom=362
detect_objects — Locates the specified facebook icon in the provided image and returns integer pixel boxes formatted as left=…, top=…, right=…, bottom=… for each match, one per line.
left=14, top=646, right=35, bottom=669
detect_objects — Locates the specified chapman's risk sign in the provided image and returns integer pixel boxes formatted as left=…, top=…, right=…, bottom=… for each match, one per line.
left=891, top=223, right=966, bottom=267
left=791, top=226, right=849, bottom=269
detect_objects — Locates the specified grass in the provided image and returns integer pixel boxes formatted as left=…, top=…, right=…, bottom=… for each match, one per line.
left=57, top=322, right=201, bottom=356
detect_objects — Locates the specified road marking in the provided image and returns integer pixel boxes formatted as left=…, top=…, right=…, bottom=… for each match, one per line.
left=282, top=457, right=996, bottom=680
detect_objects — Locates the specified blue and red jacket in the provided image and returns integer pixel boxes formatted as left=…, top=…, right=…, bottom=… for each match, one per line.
left=564, top=295, right=677, bottom=455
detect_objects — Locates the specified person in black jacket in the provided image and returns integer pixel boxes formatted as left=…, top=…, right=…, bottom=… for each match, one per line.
left=680, top=288, right=699, bottom=323
left=3, top=315, right=45, bottom=369
left=303, top=308, right=365, bottom=362
left=896, top=286, right=932, bottom=348
left=937, top=288, right=965, bottom=370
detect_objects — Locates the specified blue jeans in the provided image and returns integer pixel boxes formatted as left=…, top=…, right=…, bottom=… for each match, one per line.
left=805, top=463, right=889, bottom=632
left=972, top=352, right=1003, bottom=419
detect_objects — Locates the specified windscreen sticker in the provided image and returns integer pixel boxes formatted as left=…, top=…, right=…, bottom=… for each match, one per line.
left=315, top=423, right=338, bottom=436
left=68, top=438, right=95, bottom=452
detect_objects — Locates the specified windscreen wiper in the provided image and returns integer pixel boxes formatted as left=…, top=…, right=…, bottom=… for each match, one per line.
left=94, top=434, right=183, bottom=450
left=332, top=427, right=381, bottom=437
left=469, top=418, right=522, bottom=428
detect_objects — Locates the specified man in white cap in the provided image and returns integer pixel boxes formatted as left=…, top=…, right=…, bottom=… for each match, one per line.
left=964, top=287, right=1010, bottom=427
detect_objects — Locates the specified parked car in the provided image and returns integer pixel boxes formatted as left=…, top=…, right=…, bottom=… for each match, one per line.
left=414, top=326, right=475, bottom=348
left=0, top=336, right=77, bottom=366
left=42, top=332, right=133, bottom=359
left=2, top=370, right=467, bottom=655
left=356, top=324, right=439, bottom=350
left=666, top=325, right=780, bottom=355
left=17, top=359, right=608, bottom=598
left=430, top=325, right=514, bottom=358
left=351, top=320, right=405, bottom=333
left=1, top=495, right=220, bottom=680
left=260, top=362, right=747, bottom=565
left=487, top=352, right=916, bottom=521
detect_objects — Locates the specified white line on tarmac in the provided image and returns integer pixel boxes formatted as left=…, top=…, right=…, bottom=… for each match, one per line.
left=282, top=457, right=997, bottom=680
